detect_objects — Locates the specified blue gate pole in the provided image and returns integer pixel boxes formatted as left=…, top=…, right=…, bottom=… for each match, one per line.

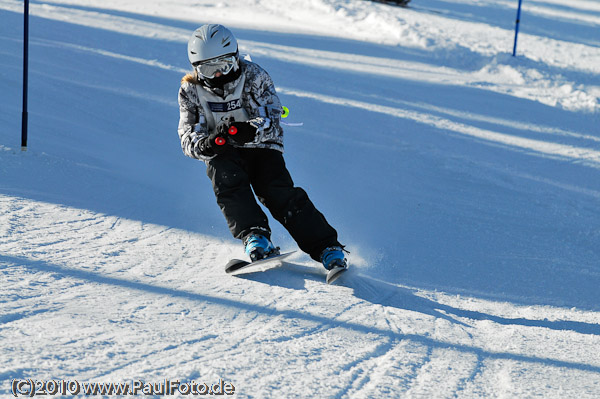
left=22, top=0, right=29, bottom=150
left=512, top=0, right=523, bottom=56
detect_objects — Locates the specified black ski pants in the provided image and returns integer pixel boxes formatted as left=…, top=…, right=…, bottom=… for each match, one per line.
left=205, top=148, right=340, bottom=261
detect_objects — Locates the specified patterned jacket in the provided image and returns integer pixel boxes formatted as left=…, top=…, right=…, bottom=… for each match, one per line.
left=177, top=59, right=284, bottom=162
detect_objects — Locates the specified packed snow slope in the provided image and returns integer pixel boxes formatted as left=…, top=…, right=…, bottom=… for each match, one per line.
left=1, top=0, right=600, bottom=397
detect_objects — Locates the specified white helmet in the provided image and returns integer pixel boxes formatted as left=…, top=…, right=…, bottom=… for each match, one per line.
left=188, top=24, right=240, bottom=87
left=188, top=24, right=238, bottom=65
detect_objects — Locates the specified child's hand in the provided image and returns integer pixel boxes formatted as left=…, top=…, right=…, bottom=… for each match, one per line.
left=206, top=131, right=229, bottom=154
left=226, top=122, right=257, bottom=144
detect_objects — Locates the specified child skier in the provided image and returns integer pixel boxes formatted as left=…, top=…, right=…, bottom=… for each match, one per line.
left=177, top=24, right=348, bottom=276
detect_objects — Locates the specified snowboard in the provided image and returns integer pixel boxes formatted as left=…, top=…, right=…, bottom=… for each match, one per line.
left=225, top=251, right=296, bottom=275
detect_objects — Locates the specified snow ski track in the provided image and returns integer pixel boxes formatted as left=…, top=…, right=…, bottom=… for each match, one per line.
left=2, top=190, right=600, bottom=396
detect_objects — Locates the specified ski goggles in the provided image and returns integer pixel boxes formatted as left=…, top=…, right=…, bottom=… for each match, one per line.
left=193, top=54, right=239, bottom=79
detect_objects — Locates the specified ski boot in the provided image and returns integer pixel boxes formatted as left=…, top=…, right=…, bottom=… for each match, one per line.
left=321, top=246, right=348, bottom=284
left=321, top=246, right=348, bottom=270
left=244, top=234, right=280, bottom=262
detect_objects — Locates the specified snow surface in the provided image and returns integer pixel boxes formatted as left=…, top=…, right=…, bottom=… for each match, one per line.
left=1, top=0, right=600, bottom=397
